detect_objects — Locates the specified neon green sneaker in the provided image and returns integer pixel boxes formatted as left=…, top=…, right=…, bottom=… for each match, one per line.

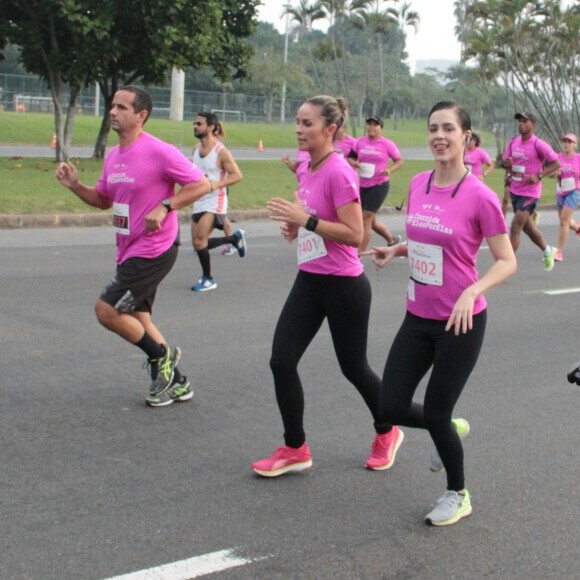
left=425, top=489, right=472, bottom=526
left=543, top=247, right=556, bottom=272
left=430, top=418, right=470, bottom=472
left=146, top=376, right=193, bottom=407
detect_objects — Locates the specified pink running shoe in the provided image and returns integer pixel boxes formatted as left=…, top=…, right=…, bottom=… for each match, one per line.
left=554, top=248, right=563, bottom=262
left=252, top=443, right=312, bottom=477
left=365, top=426, right=404, bottom=470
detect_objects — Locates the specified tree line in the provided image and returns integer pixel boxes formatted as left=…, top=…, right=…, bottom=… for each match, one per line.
left=1, top=0, right=577, bottom=160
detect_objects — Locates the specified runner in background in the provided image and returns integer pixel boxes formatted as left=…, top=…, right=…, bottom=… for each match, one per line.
left=464, top=133, right=493, bottom=181
left=351, top=115, right=404, bottom=252
left=190, top=112, right=246, bottom=292
left=551, top=133, right=580, bottom=262
left=502, top=111, right=560, bottom=271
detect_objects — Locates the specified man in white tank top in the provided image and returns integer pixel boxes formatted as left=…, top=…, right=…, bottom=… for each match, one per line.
left=190, top=112, right=246, bottom=291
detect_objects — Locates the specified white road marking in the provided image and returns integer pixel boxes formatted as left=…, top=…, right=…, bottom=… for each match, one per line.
left=102, top=548, right=266, bottom=580
left=543, top=287, right=580, bottom=295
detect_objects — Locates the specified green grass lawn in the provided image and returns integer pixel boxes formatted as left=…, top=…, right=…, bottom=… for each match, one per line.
left=0, top=111, right=497, bottom=149
left=1, top=111, right=558, bottom=214
left=0, top=155, right=535, bottom=215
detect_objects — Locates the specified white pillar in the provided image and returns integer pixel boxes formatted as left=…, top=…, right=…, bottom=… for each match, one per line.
left=94, top=83, right=100, bottom=117
left=281, top=6, right=290, bottom=123
left=170, top=68, right=185, bottom=121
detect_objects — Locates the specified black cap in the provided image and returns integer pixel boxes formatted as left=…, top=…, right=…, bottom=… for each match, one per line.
left=365, top=115, right=383, bottom=128
left=514, top=111, right=537, bottom=123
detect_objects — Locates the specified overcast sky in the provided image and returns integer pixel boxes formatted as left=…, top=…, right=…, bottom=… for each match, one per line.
left=256, top=0, right=462, bottom=73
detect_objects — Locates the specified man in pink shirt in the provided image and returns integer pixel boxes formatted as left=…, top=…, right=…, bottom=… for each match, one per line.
left=502, top=111, right=560, bottom=271
left=56, top=86, right=210, bottom=407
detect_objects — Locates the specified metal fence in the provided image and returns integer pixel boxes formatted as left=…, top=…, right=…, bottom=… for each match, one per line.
left=0, top=73, right=303, bottom=123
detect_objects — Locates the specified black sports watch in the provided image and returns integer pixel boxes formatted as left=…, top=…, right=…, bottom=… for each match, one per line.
left=161, top=199, right=173, bottom=212
left=305, top=214, right=319, bottom=232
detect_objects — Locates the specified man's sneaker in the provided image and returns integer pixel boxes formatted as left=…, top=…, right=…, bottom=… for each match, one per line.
left=222, top=244, right=236, bottom=256
left=191, top=276, right=217, bottom=291
left=388, top=234, right=402, bottom=247
left=233, top=229, right=247, bottom=257
left=365, top=426, right=404, bottom=470
left=147, top=345, right=180, bottom=396
left=146, top=376, right=193, bottom=407
left=543, top=247, right=556, bottom=272
left=425, top=489, right=472, bottom=526
left=252, top=443, right=312, bottom=477
left=430, top=418, right=470, bottom=472
left=532, top=210, right=541, bottom=225
left=554, top=248, right=564, bottom=262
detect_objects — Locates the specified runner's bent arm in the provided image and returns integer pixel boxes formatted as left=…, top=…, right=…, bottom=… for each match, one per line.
left=446, top=233, right=516, bottom=335
left=211, top=149, right=243, bottom=191
left=267, top=194, right=363, bottom=247
left=55, top=162, right=112, bottom=210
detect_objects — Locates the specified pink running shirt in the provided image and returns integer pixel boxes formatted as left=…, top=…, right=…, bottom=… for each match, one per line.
left=556, top=152, right=580, bottom=195
left=502, top=135, right=558, bottom=198
left=353, top=135, right=401, bottom=187
left=464, top=147, right=492, bottom=177
left=405, top=171, right=508, bottom=320
left=295, top=153, right=363, bottom=276
left=96, top=132, right=205, bottom=264
left=334, top=135, right=357, bottom=158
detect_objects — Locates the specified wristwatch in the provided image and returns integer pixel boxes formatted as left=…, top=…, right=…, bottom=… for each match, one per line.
left=305, top=214, right=319, bottom=232
left=161, top=199, right=173, bottom=212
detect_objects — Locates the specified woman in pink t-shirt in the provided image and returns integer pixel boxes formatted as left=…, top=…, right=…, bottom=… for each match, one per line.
left=252, top=95, right=404, bottom=478
left=351, top=116, right=404, bottom=251
left=364, top=101, right=516, bottom=526
left=550, top=133, right=580, bottom=261
left=463, top=133, right=493, bottom=180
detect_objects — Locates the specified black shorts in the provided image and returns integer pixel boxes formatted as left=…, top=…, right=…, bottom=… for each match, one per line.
left=510, top=193, right=537, bottom=214
left=99, top=244, right=178, bottom=314
left=360, top=182, right=390, bottom=213
left=192, top=211, right=225, bottom=230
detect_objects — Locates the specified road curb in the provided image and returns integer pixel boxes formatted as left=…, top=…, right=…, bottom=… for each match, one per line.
left=0, top=206, right=407, bottom=229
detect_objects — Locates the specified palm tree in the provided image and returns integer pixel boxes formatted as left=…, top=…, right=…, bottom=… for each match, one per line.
left=388, top=1, right=419, bottom=61
left=351, top=0, right=400, bottom=116
left=283, top=0, right=327, bottom=91
left=319, top=0, right=372, bottom=133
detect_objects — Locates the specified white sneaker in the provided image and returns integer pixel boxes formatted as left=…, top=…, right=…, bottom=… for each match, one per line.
left=425, top=490, right=472, bottom=526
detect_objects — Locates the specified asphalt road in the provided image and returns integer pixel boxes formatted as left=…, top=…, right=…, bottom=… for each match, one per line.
left=1, top=214, right=579, bottom=579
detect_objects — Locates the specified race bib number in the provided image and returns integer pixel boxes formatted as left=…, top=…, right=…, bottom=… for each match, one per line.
left=511, top=164, right=525, bottom=182
left=297, top=227, right=327, bottom=265
left=113, top=203, right=130, bottom=235
left=359, top=162, right=375, bottom=179
left=407, top=240, right=443, bottom=286
left=560, top=176, right=576, bottom=192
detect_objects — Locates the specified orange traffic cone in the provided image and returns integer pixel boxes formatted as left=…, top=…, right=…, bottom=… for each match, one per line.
left=51, top=133, right=56, bottom=149
left=257, top=139, right=264, bottom=152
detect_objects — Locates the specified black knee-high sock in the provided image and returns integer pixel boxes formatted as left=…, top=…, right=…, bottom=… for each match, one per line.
left=207, top=235, right=236, bottom=249
left=134, top=333, right=165, bottom=360
left=196, top=247, right=211, bottom=278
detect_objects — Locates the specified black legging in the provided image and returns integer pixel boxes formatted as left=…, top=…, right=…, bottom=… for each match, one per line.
left=270, top=270, right=391, bottom=448
left=380, top=310, right=487, bottom=491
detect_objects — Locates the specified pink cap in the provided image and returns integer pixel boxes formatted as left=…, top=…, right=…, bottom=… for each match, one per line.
left=562, top=133, right=577, bottom=144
